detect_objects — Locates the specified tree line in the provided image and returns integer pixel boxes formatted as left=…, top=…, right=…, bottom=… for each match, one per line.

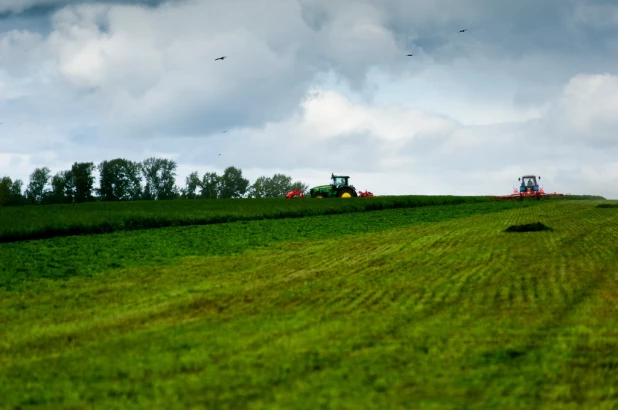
left=0, top=157, right=308, bottom=206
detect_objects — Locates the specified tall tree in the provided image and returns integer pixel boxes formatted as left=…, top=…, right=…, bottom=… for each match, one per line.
left=141, top=157, right=178, bottom=200
left=0, top=177, right=25, bottom=206
left=71, top=162, right=96, bottom=203
left=267, top=173, right=294, bottom=197
left=10, top=179, right=25, bottom=205
left=0, top=177, right=13, bottom=206
left=26, top=167, right=51, bottom=204
left=290, top=180, right=309, bottom=194
left=200, top=172, right=220, bottom=199
left=219, top=166, right=249, bottom=199
left=97, top=158, right=142, bottom=201
left=49, top=171, right=72, bottom=204
left=183, top=171, right=202, bottom=199
left=250, top=176, right=269, bottom=199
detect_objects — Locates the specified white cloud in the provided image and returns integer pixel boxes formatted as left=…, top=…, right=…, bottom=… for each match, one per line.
left=1, top=0, right=618, bottom=200
left=549, top=73, right=618, bottom=145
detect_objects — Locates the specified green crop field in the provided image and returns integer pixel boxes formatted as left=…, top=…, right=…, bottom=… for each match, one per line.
left=1, top=198, right=617, bottom=409
left=0, top=194, right=596, bottom=244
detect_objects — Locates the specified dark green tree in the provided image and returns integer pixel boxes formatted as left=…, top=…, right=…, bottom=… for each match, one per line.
left=268, top=174, right=293, bottom=197
left=290, top=180, right=309, bottom=193
left=71, top=162, right=96, bottom=203
left=219, top=166, right=249, bottom=199
left=183, top=171, right=202, bottom=199
left=0, top=177, right=13, bottom=206
left=0, top=177, right=25, bottom=206
left=141, top=157, right=178, bottom=200
left=48, top=171, right=71, bottom=204
left=250, top=176, right=268, bottom=198
left=26, top=167, right=51, bottom=204
left=11, top=179, right=25, bottom=204
left=200, top=172, right=220, bottom=199
left=97, top=158, right=142, bottom=201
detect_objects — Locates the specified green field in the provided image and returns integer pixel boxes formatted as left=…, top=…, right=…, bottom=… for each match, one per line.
left=0, top=195, right=498, bottom=243
left=1, top=199, right=617, bottom=409
left=0, top=194, right=598, bottom=243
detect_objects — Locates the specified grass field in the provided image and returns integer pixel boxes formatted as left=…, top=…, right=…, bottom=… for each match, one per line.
left=0, top=200, right=539, bottom=291
left=0, top=194, right=599, bottom=243
left=1, top=199, right=617, bottom=409
left=0, top=195, right=498, bottom=243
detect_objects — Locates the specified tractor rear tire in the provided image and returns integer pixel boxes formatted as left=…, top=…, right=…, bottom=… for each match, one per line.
left=337, top=188, right=357, bottom=198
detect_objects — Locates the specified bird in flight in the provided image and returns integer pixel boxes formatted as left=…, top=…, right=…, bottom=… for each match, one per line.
left=215, top=56, right=226, bottom=61
left=407, top=54, right=414, bottom=56
left=459, top=29, right=467, bottom=33
left=222, top=130, right=227, bottom=133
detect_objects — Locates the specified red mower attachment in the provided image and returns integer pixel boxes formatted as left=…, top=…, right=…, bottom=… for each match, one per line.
left=285, top=189, right=305, bottom=198
left=493, top=175, right=567, bottom=200
left=358, top=190, right=374, bottom=197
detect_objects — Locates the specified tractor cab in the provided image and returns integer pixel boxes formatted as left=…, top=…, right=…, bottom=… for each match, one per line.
left=331, top=174, right=349, bottom=188
left=519, top=175, right=540, bottom=193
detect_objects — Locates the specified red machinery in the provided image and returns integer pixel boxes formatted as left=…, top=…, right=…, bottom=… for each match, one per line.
left=285, top=190, right=305, bottom=198
left=493, top=175, right=567, bottom=200
left=358, top=190, right=374, bottom=197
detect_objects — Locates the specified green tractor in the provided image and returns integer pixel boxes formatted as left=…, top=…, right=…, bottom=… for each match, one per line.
left=309, top=174, right=358, bottom=198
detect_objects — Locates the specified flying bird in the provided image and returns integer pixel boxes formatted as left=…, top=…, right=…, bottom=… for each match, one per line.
left=222, top=130, right=227, bottom=133
left=459, top=29, right=467, bottom=33
left=215, top=56, right=226, bottom=61
left=407, top=54, right=414, bottom=56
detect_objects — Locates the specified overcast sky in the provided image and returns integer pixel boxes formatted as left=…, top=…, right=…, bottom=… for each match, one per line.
left=1, top=0, right=617, bottom=198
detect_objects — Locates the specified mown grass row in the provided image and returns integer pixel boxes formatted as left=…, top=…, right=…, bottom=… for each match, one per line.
left=0, top=200, right=543, bottom=290
left=0, top=195, right=600, bottom=243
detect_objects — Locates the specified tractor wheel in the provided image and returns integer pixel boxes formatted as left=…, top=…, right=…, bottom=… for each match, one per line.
left=337, top=188, right=356, bottom=198
left=314, top=194, right=324, bottom=198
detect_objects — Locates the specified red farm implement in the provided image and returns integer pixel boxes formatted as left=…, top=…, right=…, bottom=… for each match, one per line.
left=285, top=190, right=305, bottom=198
left=493, top=175, right=567, bottom=200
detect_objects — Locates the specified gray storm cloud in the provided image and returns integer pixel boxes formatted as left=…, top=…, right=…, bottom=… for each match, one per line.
left=0, top=0, right=185, bottom=16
